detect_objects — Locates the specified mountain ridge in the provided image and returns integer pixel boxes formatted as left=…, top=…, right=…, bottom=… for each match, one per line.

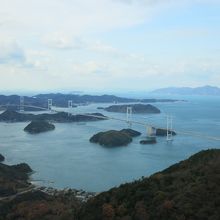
left=0, top=93, right=180, bottom=111
left=151, top=85, right=220, bottom=96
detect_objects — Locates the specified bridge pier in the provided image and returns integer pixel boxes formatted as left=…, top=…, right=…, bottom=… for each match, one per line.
left=166, top=115, right=173, bottom=142
left=147, top=126, right=156, bottom=138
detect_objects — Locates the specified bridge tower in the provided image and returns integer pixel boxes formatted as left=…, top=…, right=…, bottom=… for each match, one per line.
left=166, top=115, right=173, bottom=142
left=68, top=100, right=73, bottom=116
left=20, top=96, right=24, bottom=112
left=48, top=99, right=53, bottom=111
left=68, top=100, right=73, bottom=108
left=126, top=107, right=132, bottom=128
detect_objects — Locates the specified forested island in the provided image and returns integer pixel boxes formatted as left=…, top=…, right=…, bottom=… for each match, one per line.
left=0, top=110, right=107, bottom=123
left=104, top=104, right=161, bottom=114
left=90, top=128, right=176, bottom=147
left=24, top=120, right=55, bottom=134
left=0, top=149, right=219, bottom=219
left=90, top=129, right=141, bottom=147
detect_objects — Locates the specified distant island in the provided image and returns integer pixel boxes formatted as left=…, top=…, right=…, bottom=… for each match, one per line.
left=104, top=104, right=161, bottom=114
left=0, top=149, right=219, bottom=219
left=151, top=85, right=220, bottom=96
left=0, top=93, right=182, bottom=111
left=24, top=120, right=55, bottom=134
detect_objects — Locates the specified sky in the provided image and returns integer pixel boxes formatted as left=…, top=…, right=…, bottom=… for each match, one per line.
left=0, top=0, right=220, bottom=94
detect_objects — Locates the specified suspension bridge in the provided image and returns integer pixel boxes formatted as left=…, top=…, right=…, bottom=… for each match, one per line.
left=1, top=96, right=220, bottom=142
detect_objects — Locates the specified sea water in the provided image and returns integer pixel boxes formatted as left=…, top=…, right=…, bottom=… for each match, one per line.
left=0, top=95, right=220, bottom=192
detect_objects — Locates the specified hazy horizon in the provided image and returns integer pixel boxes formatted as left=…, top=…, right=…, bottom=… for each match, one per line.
left=1, top=84, right=220, bottom=98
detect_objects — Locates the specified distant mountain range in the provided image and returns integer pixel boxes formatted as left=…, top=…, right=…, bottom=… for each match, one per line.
left=151, top=86, right=220, bottom=96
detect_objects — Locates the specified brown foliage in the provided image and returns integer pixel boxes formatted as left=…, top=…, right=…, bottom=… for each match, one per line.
left=162, top=200, right=174, bottom=210
left=134, top=201, right=149, bottom=220
left=102, top=203, right=115, bottom=219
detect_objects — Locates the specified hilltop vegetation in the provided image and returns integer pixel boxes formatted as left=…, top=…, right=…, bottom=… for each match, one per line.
left=79, top=149, right=220, bottom=220
left=0, top=162, right=32, bottom=197
left=0, top=149, right=219, bottom=220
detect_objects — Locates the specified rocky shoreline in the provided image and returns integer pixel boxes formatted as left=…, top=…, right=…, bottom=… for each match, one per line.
left=35, top=186, right=98, bottom=203
left=0, top=154, right=97, bottom=203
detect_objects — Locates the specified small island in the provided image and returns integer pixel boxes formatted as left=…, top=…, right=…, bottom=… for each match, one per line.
left=104, top=104, right=161, bottom=114
left=156, top=128, right=176, bottom=136
left=24, top=120, right=55, bottom=134
left=140, top=137, right=157, bottom=144
left=0, top=153, right=5, bottom=162
left=90, top=129, right=141, bottom=147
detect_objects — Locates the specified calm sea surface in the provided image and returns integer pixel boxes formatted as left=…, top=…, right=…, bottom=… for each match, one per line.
left=0, top=95, right=220, bottom=192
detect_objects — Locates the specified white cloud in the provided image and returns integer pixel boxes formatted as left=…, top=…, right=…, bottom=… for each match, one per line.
left=0, top=39, right=26, bottom=65
left=0, top=39, right=50, bottom=71
left=89, top=41, right=119, bottom=54
left=25, top=50, right=51, bottom=70
left=0, top=0, right=143, bottom=36
left=72, top=61, right=110, bottom=75
left=42, top=33, right=85, bottom=49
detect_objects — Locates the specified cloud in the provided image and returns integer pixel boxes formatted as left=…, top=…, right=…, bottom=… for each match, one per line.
left=72, top=61, right=110, bottom=75
left=0, top=40, right=25, bottom=64
left=113, top=0, right=172, bottom=5
left=0, top=39, right=50, bottom=71
left=0, top=0, right=156, bottom=39
left=114, top=0, right=220, bottom=5
left=42, top=33, right=85, bottom=50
